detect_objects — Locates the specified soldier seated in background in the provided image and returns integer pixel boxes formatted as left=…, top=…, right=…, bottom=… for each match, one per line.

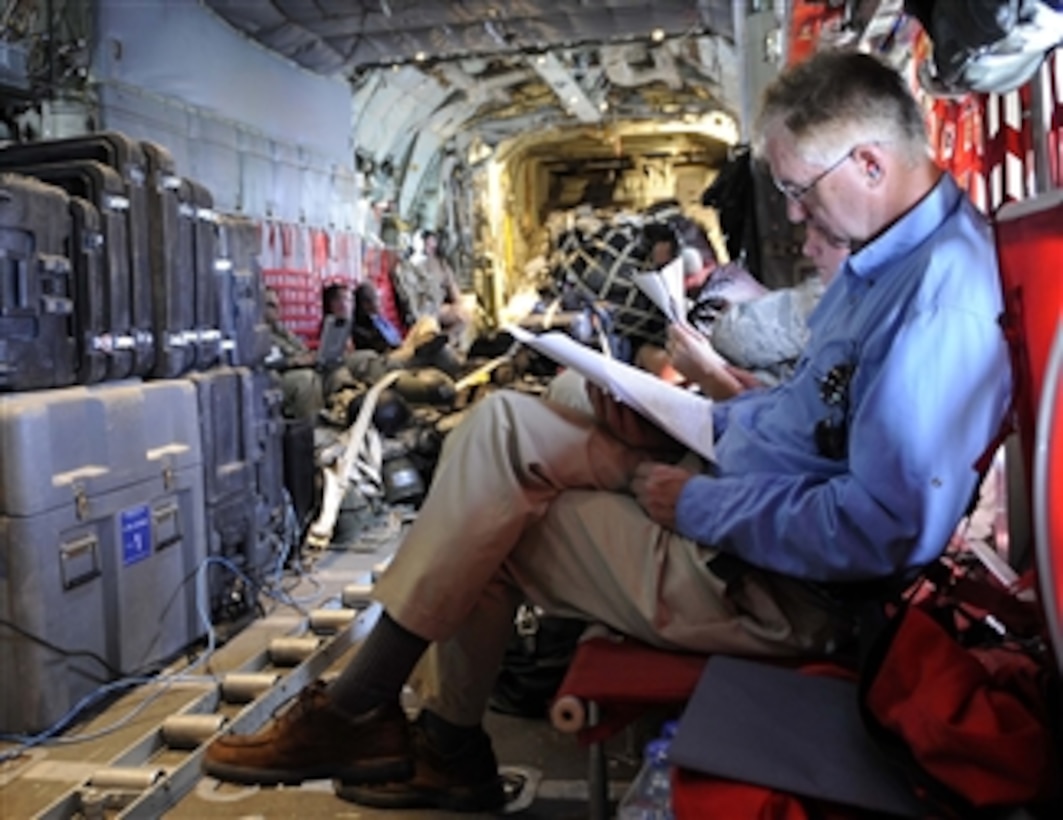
left=547, top=219, right=849, bottom=413
left=264, top=287, right=324, bottom=420
left=266, top=283, right=394, bottom=418
left=351, top=281, right=404, bottom=354
left=319, top=282, right=353, bottom=342
left=392, top=230, right=475, bottom=352
left=417, top=230, right=472, bottom=346
left=663, top=219, right=849, bottom=400
left=265, top=287, right=313, bottom=367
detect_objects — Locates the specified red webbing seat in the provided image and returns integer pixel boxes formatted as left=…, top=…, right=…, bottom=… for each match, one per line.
left=550, top=631, right=855, bottom=819
left=1036, top=321, right=1063, bottom=674
left=548, top=633, right=709, bottom=819
left=550, top=635, right=708, bottom=745
left=995, top=191, right=1063, bottom=675
left=993, top=190, right=1063, bottom=494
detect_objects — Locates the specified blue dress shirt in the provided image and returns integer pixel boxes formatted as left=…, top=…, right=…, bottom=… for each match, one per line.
left=675, top=174, right=1012, bottom=582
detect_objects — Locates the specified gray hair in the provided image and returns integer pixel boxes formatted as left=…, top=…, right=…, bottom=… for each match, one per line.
left=753, top=50, right=929, bottom=166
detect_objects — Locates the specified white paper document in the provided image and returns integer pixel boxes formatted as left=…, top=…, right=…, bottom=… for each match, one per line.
left=632, top=256, right=727, bottom=370
left=631, top=256, right=686, bottom=323
left=508, top=326, right=715, bottom=460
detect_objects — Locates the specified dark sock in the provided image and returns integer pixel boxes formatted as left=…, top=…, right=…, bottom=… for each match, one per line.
left=419, top=708, right=483, bottom=755
left=327, top=612, right=428, bottom=716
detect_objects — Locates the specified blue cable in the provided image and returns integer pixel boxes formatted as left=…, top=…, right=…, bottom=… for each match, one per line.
left=1, top=546, right=325, bottom=763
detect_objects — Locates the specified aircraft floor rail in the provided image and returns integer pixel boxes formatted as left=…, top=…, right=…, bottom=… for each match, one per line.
left=30, top=600, right=378, bottom=820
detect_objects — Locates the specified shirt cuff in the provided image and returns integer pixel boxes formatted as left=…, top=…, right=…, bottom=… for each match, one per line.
left=675, top=474, right=720, bottom=543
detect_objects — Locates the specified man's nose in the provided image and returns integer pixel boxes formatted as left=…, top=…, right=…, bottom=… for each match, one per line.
left=801, top=237, right=821, bottom=266
left=786, top=197, right=809, bottom=223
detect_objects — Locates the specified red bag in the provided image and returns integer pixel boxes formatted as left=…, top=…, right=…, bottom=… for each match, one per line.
left=672, top=770, right=812, bottom=820
left=860, top=593, right=1060, bottom=814
left=672, top=768, right=877, bottom=820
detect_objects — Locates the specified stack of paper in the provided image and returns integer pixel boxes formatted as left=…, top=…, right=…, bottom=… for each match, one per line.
left=507, top=326, right=715, bottom=461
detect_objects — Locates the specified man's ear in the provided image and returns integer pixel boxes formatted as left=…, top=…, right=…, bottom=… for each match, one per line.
left=851, top=144, right=886, bottom=185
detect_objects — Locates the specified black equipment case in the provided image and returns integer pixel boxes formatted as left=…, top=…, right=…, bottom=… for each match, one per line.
left=183, top=177, right=222, bottom=371
left=140, top=140, right=196, bottom=378
left=68, top=195, right=109, bottom=384
left=0, top=132, right=155, bottom=377
left=5, top=161, right=138, bottom=381
left=0, top=172, right=76, bottom=391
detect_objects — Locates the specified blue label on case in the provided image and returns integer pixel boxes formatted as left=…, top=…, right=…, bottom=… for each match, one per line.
left=121, top=505, right=152, bottom=567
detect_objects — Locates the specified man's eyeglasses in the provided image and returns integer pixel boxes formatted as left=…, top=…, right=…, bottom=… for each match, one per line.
left=773, top=148, right=855, bottom=202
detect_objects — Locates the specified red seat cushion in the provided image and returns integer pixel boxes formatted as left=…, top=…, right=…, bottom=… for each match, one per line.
left=553, top=636, right=707, bottom=744
left=554, top=635, right=856, bottom=745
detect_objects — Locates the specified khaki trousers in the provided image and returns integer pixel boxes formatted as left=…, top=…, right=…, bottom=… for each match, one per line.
left=373, top=391, right=842, bottom=725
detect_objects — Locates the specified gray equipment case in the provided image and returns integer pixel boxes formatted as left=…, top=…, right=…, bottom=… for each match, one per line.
left=251, top=369, right=288, bottom=542
left=0, top=380, right=207, bottom=734
left=216, top=213, right=270, bottom=368
left=188, top=367, right=270, bottom=614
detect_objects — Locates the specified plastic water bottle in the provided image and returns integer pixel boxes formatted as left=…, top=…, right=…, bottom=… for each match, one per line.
left=616, top=737, right=674, bottom=819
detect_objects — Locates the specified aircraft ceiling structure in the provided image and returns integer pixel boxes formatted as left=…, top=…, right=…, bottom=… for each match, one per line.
left=202, top=0, right=751, bottom=218
left=201, top=0, right=738, bottom=75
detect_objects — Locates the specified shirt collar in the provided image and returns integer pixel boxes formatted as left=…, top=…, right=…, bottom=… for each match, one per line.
left=846, top=172, right=962, bottom=283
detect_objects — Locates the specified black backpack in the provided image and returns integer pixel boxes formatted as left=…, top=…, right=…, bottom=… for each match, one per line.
left=700, top=144, right=761, bottom=279
left=906, top=0, right=1063, bottom=95
left=489, top=604, right=587, bottom=719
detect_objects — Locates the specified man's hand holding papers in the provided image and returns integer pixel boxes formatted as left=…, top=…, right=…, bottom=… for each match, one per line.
left=631, top=462, right=697, bottom=529
left=507, top=326, right=715, bottom=461
left=586, top=382, right=683, bottom=453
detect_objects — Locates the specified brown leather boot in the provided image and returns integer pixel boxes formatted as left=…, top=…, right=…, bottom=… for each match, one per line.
left=334, top=715, right=508, bottom=812
left=202, top=681, right=412, bottom=786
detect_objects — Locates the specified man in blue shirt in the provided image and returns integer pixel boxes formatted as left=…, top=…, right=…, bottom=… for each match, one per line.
left=204, top=51, right=1012, bottom=812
